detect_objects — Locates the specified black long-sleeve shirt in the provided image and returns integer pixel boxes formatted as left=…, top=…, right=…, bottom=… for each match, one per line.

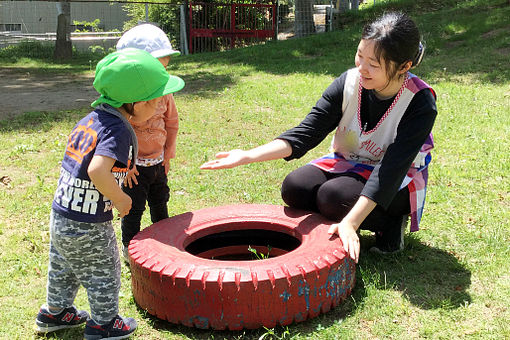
left=277, top=71, right=437, bottom=209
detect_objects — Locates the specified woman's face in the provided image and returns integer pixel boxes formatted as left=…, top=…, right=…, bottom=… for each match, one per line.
left=354, top=39, right=391, bottom=92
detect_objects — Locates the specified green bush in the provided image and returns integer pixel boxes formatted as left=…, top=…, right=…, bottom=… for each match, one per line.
left=0, top=41, right=54, bottom=60
left=0, top=40, right=110, bottom=66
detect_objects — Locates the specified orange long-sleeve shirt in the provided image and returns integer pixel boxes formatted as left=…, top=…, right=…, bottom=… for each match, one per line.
left=129, top=93, right=179, bottom=166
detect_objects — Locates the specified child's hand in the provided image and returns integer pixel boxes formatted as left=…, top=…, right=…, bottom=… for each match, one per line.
left=124, top=165, right=139, bottom=188
left=200, top=149, right=248, bottom=170
left=114, top=192, right=132, bottom=218
left=164, top=159, right=170, bottom=175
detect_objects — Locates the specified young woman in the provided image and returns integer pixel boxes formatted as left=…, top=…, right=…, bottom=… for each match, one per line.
left=201, top=12, right=437, bottom=264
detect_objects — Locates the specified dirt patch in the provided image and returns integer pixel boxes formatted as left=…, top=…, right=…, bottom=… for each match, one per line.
left=0, top=68, right=97, bottom=120
left=444, top=40, right=463, bottom=49
left=496, top=47, right=510, bottom=56
left=481, top=25, right=510, bottom=39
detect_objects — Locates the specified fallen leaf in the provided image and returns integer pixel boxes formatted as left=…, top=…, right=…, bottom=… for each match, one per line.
left=0, top=175, right=12, bottom=185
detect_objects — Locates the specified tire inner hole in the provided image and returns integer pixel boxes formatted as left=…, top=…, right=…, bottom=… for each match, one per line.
left=185, top=228, right=301, bottom=261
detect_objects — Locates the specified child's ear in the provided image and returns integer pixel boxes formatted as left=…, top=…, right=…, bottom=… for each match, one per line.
left=132, top=101, right=147, bottom=110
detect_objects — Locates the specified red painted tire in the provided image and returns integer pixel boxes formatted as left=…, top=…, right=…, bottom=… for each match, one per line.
left=128, top=204, right=356, bottom=330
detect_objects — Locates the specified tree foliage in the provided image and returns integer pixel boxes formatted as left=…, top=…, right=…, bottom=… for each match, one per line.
left=122, top=1, right=182, bottom=48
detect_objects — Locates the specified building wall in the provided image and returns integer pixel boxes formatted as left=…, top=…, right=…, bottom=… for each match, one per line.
left=0, top=1, right=129, bottom=33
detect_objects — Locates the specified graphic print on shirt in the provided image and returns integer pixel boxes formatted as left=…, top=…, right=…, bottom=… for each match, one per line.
left=54, top=166, right=129, bottom=215
left=65, top=118, right=97, bottom=164
left=358, top=139, right=386, bottom=160
left=53, top=167, right=102, bottom=215
left=54, top=115, right=130, bottom=217
left=332, top=126, right=386, bottom=164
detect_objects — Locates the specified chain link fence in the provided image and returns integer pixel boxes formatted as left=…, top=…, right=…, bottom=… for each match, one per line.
left=0, top=1, right=127, bottom=52
left=0, top=0, right=376, bottom=55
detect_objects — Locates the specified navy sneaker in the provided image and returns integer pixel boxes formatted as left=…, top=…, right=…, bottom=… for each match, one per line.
left=370, top=216, right=408, bottom=254
left=35, top=305, right=89, bottom=333
left=84, top=315, right=137, bottom=339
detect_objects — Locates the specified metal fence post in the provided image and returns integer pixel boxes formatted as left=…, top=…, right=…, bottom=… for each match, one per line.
left=275, top=0, right=279, bottom=40
left=179, top=4, right=189, bottom=55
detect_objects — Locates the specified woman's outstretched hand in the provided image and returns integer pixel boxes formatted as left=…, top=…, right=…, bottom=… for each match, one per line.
left=328, top=220, right=360, bottom=263
left=200, top=149, right=248, bottom=170
left=200, top=140, right=292, bottom=170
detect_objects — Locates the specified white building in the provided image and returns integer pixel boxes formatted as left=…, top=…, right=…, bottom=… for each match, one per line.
left=0, top=0, right=128, bottom=33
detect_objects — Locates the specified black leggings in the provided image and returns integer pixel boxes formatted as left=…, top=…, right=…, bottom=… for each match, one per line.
left=281, top=165, right=410, bottom=232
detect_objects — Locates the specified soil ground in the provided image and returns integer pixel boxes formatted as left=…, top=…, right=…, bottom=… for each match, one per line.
left=0, top=68, right=97, bottom=120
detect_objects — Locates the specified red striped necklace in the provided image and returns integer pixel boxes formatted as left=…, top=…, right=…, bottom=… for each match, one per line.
left=357, top=73, right=409, bottom=135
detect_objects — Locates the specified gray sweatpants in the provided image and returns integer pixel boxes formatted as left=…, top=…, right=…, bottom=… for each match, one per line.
left=46, top=210, right=121, bottom=324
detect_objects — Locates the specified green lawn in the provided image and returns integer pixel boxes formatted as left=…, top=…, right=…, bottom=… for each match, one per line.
left=0, top=0, right=509, bottom=339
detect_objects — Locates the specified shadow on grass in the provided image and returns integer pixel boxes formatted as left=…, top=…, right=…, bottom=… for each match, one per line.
left=357, top=233, right=472, bottom=310
left=136, top=304, right=301, bottom=340
left=0, top=109, right=88, bottom=133
left=178, top=71, right=237, bottom=98
left=132, top=231, right=471, bottom=339
left=34, top=327, right=85, bottom=340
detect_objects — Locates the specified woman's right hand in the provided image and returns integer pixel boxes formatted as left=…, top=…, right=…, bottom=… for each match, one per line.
left=200, top=149, right=248, bottom=170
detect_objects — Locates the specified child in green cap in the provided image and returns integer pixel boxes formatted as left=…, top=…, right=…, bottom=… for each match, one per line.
left=35, top=48, right=184, bottom=339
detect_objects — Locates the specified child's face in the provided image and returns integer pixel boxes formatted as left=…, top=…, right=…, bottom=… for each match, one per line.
left=131, top=97, right=163, bottom=123
left=354, top=39, right=391, bottom=92
left=158, top=56, right=171, bottom=68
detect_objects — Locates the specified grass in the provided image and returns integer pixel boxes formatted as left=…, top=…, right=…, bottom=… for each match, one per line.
left=0, top=0, right=509, bottom=338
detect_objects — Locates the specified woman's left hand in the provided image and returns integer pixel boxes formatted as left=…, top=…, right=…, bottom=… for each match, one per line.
left=328, top=220, right=360, bottom=263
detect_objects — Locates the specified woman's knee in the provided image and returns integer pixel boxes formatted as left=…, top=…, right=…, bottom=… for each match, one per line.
left=281, top=172, right=312, bottom=209
left=281, top=166, right=326, bottom=210
left=315, top=176, right=364, bottom=221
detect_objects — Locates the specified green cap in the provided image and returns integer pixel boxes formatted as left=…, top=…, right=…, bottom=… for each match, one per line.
left=91, top=48, right=184, bottom=108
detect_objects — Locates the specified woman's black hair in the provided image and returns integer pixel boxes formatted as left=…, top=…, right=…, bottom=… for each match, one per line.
left=362, top=12, right=424, bottom=80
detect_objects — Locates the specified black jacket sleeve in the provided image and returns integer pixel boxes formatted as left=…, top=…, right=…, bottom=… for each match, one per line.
left=361, top=88, right=437, bottom=209
left=277, top=72, right=347, bottom=160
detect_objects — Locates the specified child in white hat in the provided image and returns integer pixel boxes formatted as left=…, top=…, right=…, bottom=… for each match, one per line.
left=116, top=24, right=184, bottom=261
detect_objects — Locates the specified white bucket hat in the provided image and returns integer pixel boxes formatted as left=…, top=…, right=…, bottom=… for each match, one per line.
left=116, top=23, right=181, bottom=58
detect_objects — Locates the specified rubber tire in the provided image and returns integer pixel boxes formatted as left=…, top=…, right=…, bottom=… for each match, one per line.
left=129, top=204, right=356, bottom=330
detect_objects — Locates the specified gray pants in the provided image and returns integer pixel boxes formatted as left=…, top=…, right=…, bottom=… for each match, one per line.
left=46, top=210, right=121, bottom=324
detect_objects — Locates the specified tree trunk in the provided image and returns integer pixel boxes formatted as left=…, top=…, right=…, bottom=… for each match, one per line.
left=294, top=0, right=315, bottom=38
left=54, top=1, right=72, bottom=60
